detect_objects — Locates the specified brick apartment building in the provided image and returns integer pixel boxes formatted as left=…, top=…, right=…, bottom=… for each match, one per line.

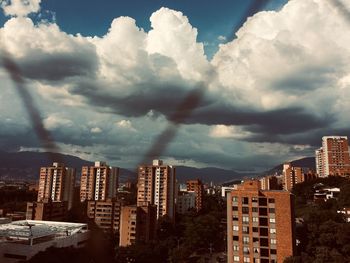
left=227, top=180, right=295, bottom=263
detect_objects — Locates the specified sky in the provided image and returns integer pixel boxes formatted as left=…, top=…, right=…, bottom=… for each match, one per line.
left=0, top=0, right=350, bottom=171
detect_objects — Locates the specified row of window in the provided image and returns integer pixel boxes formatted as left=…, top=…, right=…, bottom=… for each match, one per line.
left=233, top=225, right=276, bottom=234
left=233, top=216, right=276, bottom=225
left=233, top=206, right=275, bottom=214
left=232, top=236, right=277, bottom=245
left=232, top=197, right=275, bottom=205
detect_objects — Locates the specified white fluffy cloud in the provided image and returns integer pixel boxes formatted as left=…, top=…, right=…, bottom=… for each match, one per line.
left=1, top=0, right=41, bottom=17
left=1, top=0, right=350, bottom=169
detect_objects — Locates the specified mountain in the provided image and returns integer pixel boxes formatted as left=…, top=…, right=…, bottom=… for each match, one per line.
left=262, top=157, right=316, bottom=176
left=0, top=151, right=135, bottom=182
left=175, top=166, right=243, bottom=184
left=0, top=151, right=243, bottom=184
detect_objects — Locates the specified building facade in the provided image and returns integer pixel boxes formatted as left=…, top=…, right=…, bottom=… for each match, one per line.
left=227, top=180, right=295, bottom=263
left=315, top=136, right=350, bottom=177
left=119, top=204, right=157, bottom=247
left=283, top=163, right=304, bottom=191
left=186, top=179, right=204, bottom=212
left=176, top=191, right=196, bottom=214
left=26, top=201, right=68, bottom=221
left=259, top=176, right=279, bottom=191
left=37, top=162, right=75, bottom=209
left=87, top=200, right=123, bottom=234
left=137, top=160, right=175, bottom=219
left=80, top=161, right=119, bottom=202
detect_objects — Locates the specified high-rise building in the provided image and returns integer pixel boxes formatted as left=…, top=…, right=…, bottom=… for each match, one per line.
left=37, top=162, right=75, bottom=209
left=87, top=200, right=123, bottom=234
left=119, top=204, right=157, bottom=247
left=137, top=160, right=175, bottom=219
left=259, top=176, right=279, bottom=191
left=80, top=161, right=119, bottom=202
left=227, top=180, right=295, bottom=263
left=282, top=163, right=304, bottom=191
left=186, top=179, right=204, bottom=212
left=315, top=136, right=350, bottom=177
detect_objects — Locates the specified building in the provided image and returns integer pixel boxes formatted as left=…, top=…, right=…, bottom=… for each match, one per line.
left=222, top=186, right=238, bottom=198
left=137, top=160, right=175, bottom=219
left=186, top=179, right=204, bottom=212
left=227, top=180, right=295, bottom=263
left=176, top=191, right=196, bottom=214
left=26, top=201, right=68, bottom=221
left=283, top=163, right=304, bottom=191
left=80, top=161, right=119, bottom=202
left=0, top=220, right=89, bottom=263
left=259, top=176, right=279, bottom=191
left=87, top=200, right=122, bottom=234
left=119, top=204, right=157, bottom=247
left=315, top=136, right=350, bottom=177
left=37, top=162, right=75, bottom=209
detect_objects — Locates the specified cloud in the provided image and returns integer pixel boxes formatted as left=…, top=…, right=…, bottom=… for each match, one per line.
left=0, top=0, right=41, bottom=17
left=1, top=0, right=350, bottom=169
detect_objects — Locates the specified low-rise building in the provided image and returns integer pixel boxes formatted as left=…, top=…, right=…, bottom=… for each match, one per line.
left=176, top=191, right=196, bottom=214
left=0, top=220, right=89, bottom=263
left=26, top=201, right=68, bottom=221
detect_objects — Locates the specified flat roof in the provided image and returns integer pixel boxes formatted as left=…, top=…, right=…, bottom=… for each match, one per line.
left=0, top=220, right=88, bottom=241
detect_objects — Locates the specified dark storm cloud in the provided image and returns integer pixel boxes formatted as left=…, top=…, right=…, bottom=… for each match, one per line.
left=18, top=52, right=98, bottom=81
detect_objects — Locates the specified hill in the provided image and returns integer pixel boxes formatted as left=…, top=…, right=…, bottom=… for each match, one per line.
left=262, top=156, right=315, bottom=175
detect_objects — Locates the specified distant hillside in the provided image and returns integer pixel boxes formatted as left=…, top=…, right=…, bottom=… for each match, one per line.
left=0, top=151, right=135, bottom=182
left=175, top=166, right=243, bottom=184
left=0, top=151, right=246, bottom=184
left=262, top=157, right=316, bottom=176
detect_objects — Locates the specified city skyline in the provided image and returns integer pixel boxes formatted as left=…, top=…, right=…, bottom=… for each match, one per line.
left=1, top=0, right=350, bottom=172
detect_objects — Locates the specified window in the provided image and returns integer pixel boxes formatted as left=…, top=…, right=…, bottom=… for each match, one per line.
left=233, top=225, right=239, bottom=231
left=259, top=217, right=268, bottom=226
left=233, top=245, right=239, bottom=251
left=259, top=208, right=268, bottom=216
left=268, top=198, right=275, bottom=203
left=252, top=197, right=258, bottom=203
left=269, top=208, right=275, bottom=213
left=244, top=256, right=251, bottom=262
left=252, top=217, right=259, bottom=223
left=260, top=238, right=268, bottom=247
left=269, top=218, right=276, bottom=223
left=233, top=236, right=239, bottom=241
left=260, top=248, right=269, bottom=257
left=270, top=228, right=276, bottom=234
left=243, top=246, right=250, bottom=254
left=253, top=227, right=259, bottom=233
left=259, top=198, right=267, bottom=206
left=253, top=237, right=259, bottom=242
left=243, top=236, right=250, bottom=244
left=242, top=197, right=249, bottom=205
left=243, top=216, right=249, bottom=223
left=243, top=226, right=249, bottom=234
left=242, top=207, right=249, bottom=214
left=234, top=256, right=240, bottom=262
left=271, top=238, right=277, bottom=245
left=232, top=196, right=238, bottom=202
left=232, top=206, right=238, bottom=211
left=259, top=228, right=268, bottom=236
left=233, top=216, right=239, bottom=221
left=252, top=207, right=258, bottom=212
left=271, top=249, right=277, bottom=255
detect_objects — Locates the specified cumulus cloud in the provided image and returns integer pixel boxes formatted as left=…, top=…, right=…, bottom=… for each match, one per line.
left=1, top=0, right=41, bottom=17
left=1, top=0, right=350, bottom=169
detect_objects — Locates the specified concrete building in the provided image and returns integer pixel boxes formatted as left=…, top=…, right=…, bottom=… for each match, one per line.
left=227, top=180, right=295, bottom=263
left=259, top=176, right=280, bottom=191
left=0, top=220, right=89, bottom=263
left=26, top=201, right=68, bottom=221
left=283, top=163, right=304, bottom=191
left=80, top=161, right=119, bottom=202
left=137, top=160, right=176, bottom=219
left=222, top=186, right=238, bottom=198
left=87, top=200, right=122, bottom=234
left=119, top=204, right=157, bottom=247
left=176, top=191, right=196, bottom=214
left=37, top=162, right=75, bottom=209
left=187, top=179, right=204, bottom=212
left=315, top=136, right=350, bottom=177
